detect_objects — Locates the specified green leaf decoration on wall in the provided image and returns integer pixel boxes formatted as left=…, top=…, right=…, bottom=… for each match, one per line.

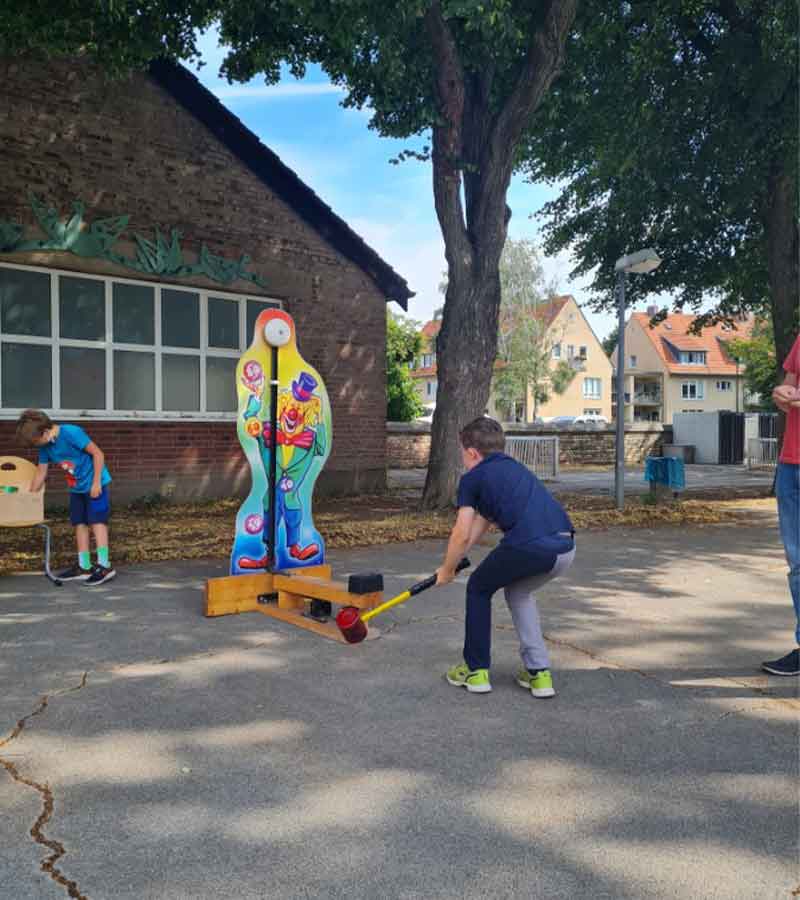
left=0, top=194, right=267, bottom=289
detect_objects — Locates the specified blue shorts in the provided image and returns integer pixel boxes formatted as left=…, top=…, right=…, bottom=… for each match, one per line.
left=69, top=486, right=111, bottom=526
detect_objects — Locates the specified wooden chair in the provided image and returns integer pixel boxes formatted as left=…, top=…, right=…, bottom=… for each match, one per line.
left=0, top=456, right=61, bottom=585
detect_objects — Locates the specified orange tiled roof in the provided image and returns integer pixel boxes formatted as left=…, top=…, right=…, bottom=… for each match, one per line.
left=633, top=312, right=754, bottom=375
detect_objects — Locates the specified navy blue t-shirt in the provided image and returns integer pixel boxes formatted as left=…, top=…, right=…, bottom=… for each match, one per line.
left=456, top=452, right=573, bottom=550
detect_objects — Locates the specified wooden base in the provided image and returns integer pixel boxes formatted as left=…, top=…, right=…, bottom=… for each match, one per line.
left=205, top=563, right=383, bottom=643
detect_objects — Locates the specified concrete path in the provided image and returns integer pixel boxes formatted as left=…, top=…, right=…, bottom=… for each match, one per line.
left=1, top=514, right=797, bottom=899
left=389, top=464, right=775, bottom=495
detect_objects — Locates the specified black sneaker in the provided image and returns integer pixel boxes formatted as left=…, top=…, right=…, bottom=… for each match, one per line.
left=57, top=563, right=92, bottom=581
left=85, top=564, right=117, bottom=587
left=761, top=648, right=800, bottom=676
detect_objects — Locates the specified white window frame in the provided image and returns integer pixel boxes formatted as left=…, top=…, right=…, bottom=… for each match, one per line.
left=552, top=343, right=561, bottom=359
left=679, top=350, right=707, bottom=365
left=629, top=355, right=637, bottom=368
left=716, top=380, right=732, bottom=392
left=0, top=261, right=282, bottom=421
left=583, top=377, right=601, bottom=400
left=681, top=381, right=705, bottom=400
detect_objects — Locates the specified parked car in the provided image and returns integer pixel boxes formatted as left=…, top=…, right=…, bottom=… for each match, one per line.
left=573, top=414, right=609, bottom=428
left=549, top=416, right=576, bottom=430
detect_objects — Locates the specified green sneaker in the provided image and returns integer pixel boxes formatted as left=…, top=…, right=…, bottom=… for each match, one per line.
left=516, top=668, right=555, bottom=698
left=446, top=663, right=492, bottom=693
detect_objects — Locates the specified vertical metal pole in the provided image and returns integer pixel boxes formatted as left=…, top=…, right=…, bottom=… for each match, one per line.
left=736, top=359, right=740, bottom=413
left=615, top=272, right=626, bottom=510
left=267, top=345, right=279, bottom=573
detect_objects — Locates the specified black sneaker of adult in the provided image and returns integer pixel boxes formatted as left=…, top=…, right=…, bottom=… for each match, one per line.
left=761, top=648, right=800, bottom=676
left=85, top=565, right=117, bottom=587
left=57, top=563, right=92, bottom=581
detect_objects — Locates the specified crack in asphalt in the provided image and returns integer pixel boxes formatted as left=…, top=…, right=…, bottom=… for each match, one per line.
left=0, top=673, right=90, bottom=900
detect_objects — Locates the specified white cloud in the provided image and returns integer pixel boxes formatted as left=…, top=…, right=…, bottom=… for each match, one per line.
left=214, top=82, right=345, bottom=101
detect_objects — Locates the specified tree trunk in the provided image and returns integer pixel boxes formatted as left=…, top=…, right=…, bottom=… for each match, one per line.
left=764, top=161, right=799, bottom=460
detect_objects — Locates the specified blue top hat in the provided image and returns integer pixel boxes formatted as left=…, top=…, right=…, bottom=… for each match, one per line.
left=292, top=371, right=317, bottom=402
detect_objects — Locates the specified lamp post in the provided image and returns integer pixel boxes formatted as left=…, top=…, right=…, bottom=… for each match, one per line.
left=614, top=248, right=662, bottom=509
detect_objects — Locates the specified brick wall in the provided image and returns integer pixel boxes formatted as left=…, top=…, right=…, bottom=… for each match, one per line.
left=0, top=57, right=389, bottom=497
left=386, top=422, right=666, bottom=468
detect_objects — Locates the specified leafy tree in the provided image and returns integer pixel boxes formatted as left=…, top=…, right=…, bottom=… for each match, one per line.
left=386, top=311, right=424, bottom=422
left=3, top=0, right=578, bottom=508
left=728, top=318, right=779, bottom=412
left=601, top=324, right=619, bottom=359
left=523, top=1, right=798, bottom=372
left=493, top=239, right=572, bottom=420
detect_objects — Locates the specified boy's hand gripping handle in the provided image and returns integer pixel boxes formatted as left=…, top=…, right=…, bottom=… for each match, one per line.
left=361, top=558, right=470, bottom=624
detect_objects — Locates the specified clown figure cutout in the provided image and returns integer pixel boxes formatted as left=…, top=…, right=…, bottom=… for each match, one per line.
left=231, top=309, right=331, bottom=575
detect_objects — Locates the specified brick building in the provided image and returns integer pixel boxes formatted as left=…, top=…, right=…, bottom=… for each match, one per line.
left=0, top=57, right=411, bottom=503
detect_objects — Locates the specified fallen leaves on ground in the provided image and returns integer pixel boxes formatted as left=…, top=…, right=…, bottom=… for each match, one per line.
left=0, top=491, right=773, bottom=577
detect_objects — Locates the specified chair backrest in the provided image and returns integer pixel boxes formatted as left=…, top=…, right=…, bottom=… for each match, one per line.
left=0, top=456, right=37, bottom=489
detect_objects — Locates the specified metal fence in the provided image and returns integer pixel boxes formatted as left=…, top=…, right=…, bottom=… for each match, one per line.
left=505, top=435, right=560, bottom=480
left=746, top=437, right=778, bottom=470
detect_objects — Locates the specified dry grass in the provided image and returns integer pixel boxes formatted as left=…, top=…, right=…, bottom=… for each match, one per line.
left=0, top=491, right=773, bottom=577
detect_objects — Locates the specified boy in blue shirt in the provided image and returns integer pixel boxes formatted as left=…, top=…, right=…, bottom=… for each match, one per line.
left=16, top=409, right=115, bottom=585
left=437, top=417, right=575, bottom=696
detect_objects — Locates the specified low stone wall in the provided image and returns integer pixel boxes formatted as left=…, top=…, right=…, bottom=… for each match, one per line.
left=387, top=422, right=668, bottom=468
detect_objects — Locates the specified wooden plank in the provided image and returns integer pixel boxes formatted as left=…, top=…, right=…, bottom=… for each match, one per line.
left=257, top=604, right=346, bottom=642
left=276, top=563, right=333, bottom=581
left=205, top=572, right=275, bottom=617
left=272, top=574, right=382, bottom=610
left=277, top=589, right=305, bottom=612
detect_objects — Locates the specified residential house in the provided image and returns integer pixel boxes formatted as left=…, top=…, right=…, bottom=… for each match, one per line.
left=410, top=296, right=613, bottom=422
left=0, top=56, right=411, bottom=501
left=612, top=309, right=753, bottom=424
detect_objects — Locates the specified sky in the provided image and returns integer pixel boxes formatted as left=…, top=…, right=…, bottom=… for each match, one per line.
left=192, top=29, right=621, bottom=341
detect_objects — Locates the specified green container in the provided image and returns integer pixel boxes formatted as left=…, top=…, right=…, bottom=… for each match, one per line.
left=0, top=486, right=19, bottom=493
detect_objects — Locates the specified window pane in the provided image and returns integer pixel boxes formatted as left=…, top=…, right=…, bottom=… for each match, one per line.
left=113, top=282, right=154, bottom=344
left=162, top=289, right=199, bottom=348
left=206, top=357, right=238, bottom=411
left=114, top=350, right=155, bottom=410
left=208, top=297, right=239, bottom=349
left=0, top=268, right=51, bottom=337
left=246, top=299, right=280, bottom=343
left=60, top=347, right=106, bottom=410
left=59, top=276, right=105, bottom=341
left=1, top=342, right=51, bottom=407
left=163, top=354, right=200, bottom=411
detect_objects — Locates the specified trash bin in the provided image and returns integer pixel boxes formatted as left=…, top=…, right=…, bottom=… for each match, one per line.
left=644, top=456, right=686, bottom=498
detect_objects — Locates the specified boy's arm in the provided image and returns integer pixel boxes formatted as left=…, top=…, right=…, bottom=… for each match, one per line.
left=30, top=463, right=49, bottom=492
left=466, top=513, right=490, bottom=549
left=436, top=506, right=475, bottom=585
left=85, top=441, right=105, bottom=498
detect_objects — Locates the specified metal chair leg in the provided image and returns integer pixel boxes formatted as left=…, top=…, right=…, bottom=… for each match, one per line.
left=38, top=523, right=62, bottom=586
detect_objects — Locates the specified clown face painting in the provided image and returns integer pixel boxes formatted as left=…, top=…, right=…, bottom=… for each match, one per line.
left=231, top=309, right=332, bottom=574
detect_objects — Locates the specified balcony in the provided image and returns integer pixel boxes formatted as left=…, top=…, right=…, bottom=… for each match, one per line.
left=633, top=391, right=662, bottom=406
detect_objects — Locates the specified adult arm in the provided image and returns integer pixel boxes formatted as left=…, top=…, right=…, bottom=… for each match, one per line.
left=773, top=372, right=798, bottom=412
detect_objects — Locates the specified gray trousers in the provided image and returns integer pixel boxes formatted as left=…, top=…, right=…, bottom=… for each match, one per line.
left=504, top=547, right=575, bottom=671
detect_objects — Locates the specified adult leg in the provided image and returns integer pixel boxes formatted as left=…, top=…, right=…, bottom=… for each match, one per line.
left=776, top=462, right=800, bottom=645
left=505, top=549, right=576, bottom=672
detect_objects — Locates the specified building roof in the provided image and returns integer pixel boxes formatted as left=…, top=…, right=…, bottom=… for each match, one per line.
left=632, top=312, right=754, bottom=375
left=149, top=60, right=413, bottom=309
left=411, top=296, right=574, bottom=379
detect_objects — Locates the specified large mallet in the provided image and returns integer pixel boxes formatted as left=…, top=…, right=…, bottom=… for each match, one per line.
left=335, top=558, right=471, bottom=644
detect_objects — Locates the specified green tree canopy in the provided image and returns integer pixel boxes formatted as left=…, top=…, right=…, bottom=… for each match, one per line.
left=728, top=317, right=779, bottom=412
left=386, top=311, right=424, bottom=422
left=523, top=1, right=798, bottom=367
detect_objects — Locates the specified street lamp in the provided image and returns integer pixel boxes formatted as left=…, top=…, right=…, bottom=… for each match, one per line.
left=614, top=248, right=662, bottom=509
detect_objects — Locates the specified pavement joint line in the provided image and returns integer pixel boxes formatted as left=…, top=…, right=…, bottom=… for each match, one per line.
left=0, top=672, right=90, bottom=900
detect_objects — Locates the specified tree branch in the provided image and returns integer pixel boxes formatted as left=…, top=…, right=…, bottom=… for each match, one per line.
left=425, top=0, right=473, bottom=267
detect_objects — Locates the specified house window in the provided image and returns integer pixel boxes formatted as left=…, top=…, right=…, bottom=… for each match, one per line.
left=629, top=355, right=637, bottom=368
left=681, top=381, right=705, bottom=400
left=552, top=343, right=561, bottom=359
left=583, top=408, right=601, bottom=415
left=716, top=380, right=732, bottom=391
left=0, top=262, right=281, bottom=418
left=567, top=345, right=574, bottom=359
left=678, top=350, right=707, bottom=365
left=422, top=353, right=434, bottom=368
left=579, top=346, right=587, bottom=359
left=583, top=377, right=602, bottom=399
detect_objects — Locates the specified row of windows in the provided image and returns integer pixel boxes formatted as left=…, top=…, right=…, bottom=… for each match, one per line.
left=681, top=380, right=734, bottom=400
left=552, top=343, right=587, bottom=360
left=0, top=264, right=280, bottom=416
